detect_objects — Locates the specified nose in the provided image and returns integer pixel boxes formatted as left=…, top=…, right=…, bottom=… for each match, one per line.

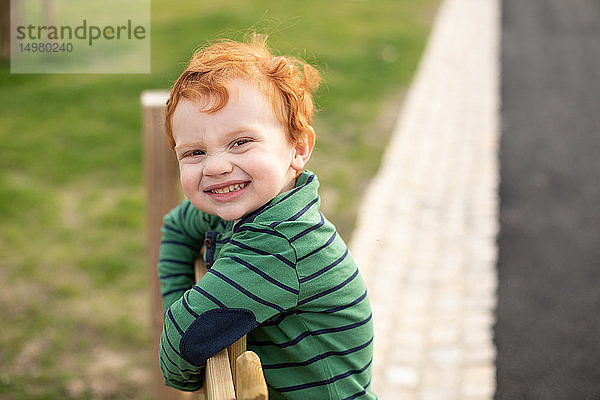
left=202, top=152, right=233, bottom=176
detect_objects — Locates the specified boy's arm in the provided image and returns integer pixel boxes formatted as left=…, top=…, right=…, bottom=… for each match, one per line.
left=158, top=200, right=213, bottom=312
left=159, top=224, right=299, bottom=391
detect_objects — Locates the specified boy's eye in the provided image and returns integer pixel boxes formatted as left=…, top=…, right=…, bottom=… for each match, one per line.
left=232, top=138, right=251, bottom=148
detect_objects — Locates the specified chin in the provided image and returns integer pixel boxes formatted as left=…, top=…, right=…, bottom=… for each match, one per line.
left=215, top=208, right=247, bottom=222
left=217, top=213, right=240, bottom=222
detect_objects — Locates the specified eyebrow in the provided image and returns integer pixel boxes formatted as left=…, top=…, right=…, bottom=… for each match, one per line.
left=174, top=142, right=203, bottom=152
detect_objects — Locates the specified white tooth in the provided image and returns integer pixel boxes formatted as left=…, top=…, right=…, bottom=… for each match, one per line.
left=211, top=183, right=246, bottom=194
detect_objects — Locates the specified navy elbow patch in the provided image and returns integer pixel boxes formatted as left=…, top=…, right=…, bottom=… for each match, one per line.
left=180, top=308, right=258, bottom=366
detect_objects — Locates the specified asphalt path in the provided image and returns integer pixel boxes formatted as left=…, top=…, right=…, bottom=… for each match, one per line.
left=496, top=0, right=600, bottom=399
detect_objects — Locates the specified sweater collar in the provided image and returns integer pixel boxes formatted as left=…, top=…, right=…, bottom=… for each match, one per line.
left=233, top=170, right=318, bottom=232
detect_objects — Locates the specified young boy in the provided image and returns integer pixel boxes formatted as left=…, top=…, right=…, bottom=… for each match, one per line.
left=158, top=36, right=376, bottom=399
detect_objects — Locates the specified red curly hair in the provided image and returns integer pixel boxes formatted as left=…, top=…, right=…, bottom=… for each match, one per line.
left=165, top=35, right=321, bottom=149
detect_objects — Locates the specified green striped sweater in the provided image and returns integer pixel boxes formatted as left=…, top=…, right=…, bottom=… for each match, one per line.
left=158, top=171, right=376, bottom=399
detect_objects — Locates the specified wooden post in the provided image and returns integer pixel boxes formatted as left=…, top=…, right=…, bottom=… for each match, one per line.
left=228, top=336, right=247, bottom=395
left=235, top=352, right=268, bottom=400
left=142, top=90, right=183, bottom=400
left=205, top=350, right=236, bottom=400
left=0, top=0, right=10, bottom=60
left=195, top=261, right=239, bottom=400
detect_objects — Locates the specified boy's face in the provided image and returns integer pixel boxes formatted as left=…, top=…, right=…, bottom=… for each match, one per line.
left=172, top=79, right=308, bottom=221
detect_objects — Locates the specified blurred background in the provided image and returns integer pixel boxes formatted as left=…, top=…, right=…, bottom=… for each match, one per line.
left=0, top=1, right=440, bottom=398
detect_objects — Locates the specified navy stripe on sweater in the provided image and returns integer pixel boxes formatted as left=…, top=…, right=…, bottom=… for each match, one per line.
left=229, top=240, right=296, bottom=269
left=260, top=289, right=368, bottom=327
left=299, top=248, right=348, bottom=283
left=192, top=286, right=227, bottom=308
left=161, top=240, right=200, bottom=252
left=160, top=338, right=200, bottom=374
left=177, top=202, right=194, bottom=238
left=162, top=287, right=187, bottom=298
left=320, top=289, right=368, bottom=314
left=342, top=379, right=373, bottom=400
left=235, top=225, right=287, bottom=239
left=182, top=292, right=199, bottom=318
left=160, top=357, right=183, bottom=378
left=298, top=268, right=360, bottom=306
left=230, top=256, right=299, bottom=295
left=167, top=309, right=185, bottom=336
left=159, top=271, right=195, bottom=280
left=262, top=337, right=373, bottom=369
left=208, top=269, right=285, bottom=312
left=297, top=231, right=337, bottom=261
left=159, top=257, right=195, bottom=266
left=269, top=174, right=315, bottom=211
left=163, top=224, right=184, bottom=235
left=270, top=196, right=319, bottom=228
left=290, top=212, right=325, bottom=243
left=164, top=328, right=185, bottom=359
left=274, top=358, right=373, bottom=393
left=251, top=314, right=372, bottom=348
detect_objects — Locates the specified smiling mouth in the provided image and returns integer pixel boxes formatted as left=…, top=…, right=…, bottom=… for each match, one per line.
left=206, top=182, right=249, bottom=194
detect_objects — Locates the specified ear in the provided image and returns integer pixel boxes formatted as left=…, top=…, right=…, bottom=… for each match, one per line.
left=290, top=126, right=315, bottom=172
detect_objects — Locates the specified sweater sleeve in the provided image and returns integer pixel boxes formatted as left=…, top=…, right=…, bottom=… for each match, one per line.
left=159, top=223, right=299, bottom=391
left=158, top=200, right=216, bottom=312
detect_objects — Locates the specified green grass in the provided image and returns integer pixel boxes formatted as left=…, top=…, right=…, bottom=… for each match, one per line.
left=0, top=1, right=439, bottom=398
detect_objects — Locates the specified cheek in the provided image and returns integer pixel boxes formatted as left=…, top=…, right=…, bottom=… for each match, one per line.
left=179, top=166, right=199, bottom=192
left=245, top=153, right=288, bottom=181
left=255, top=144, right=293, bottom=169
